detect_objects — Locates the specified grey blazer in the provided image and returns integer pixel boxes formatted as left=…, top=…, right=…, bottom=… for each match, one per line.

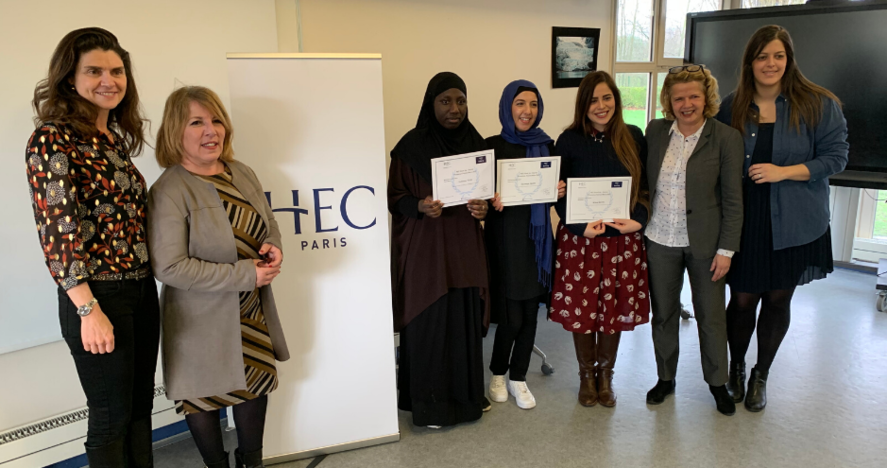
left=645, top=118, right=744, bottom=259
left=147, top=161, right=290, bottom=401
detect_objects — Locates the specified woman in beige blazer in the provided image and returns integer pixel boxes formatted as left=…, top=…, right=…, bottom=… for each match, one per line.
left=642, top=66, right=744, bottom=416
left=148, top=86, right=288, bottom=468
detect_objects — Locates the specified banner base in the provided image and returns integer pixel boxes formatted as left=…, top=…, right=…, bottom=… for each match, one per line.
left=264, top=433, right=400, bottom=465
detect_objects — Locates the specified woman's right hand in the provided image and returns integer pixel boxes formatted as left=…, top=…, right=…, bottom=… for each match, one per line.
left=254, top=259, right=281, bottom=287
left=418, top=196, right=443, bottom=218
left=584, top=221, right=606, bottom=238
left=81, top=307, right=115, bottom=354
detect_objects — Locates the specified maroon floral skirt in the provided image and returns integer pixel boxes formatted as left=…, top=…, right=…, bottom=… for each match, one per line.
left=549, top=224, right=651, bottom=334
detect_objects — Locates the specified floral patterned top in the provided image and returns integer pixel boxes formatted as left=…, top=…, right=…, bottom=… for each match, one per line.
left=25, top=122, right=150, bottom=290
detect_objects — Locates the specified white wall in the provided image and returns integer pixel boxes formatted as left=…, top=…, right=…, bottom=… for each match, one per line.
left=0, top=0, right=278, bottom=436
left=296, top=0, right=613, bottom=157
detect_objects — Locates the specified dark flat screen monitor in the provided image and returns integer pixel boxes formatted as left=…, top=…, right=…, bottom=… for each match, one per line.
left=686, top=1, right=887, bottom=175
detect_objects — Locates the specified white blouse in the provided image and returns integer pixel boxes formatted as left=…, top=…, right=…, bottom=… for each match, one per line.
left=645, top=120, right=704, bottom=248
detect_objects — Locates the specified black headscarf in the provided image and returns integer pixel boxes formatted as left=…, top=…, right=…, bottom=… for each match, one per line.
left=391, top=72, right=486, bottom=182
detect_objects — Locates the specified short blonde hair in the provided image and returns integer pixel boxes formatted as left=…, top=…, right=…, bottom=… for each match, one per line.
left=660, top=67, right=721, bottom=120
left=155, top=86, right=234, bottom=168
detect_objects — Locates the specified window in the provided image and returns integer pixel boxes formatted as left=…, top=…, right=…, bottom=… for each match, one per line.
left=663, top=0, right=722, bottom=58
left=616, top=73, right=650, bottom=129
left=741, top=0, right=805, bottom=8
left=616, top=0, right=655, bottom=63
left=852, top=190, right=887, bottom=263
left=872, top=191, right=887, bottom=240
left=613, top=0, right=722, bottom=130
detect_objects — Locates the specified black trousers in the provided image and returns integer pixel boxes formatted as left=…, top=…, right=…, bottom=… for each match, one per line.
left=58, top=276, right=161, bottom=468
left=489, top=297, right=541, bottom=382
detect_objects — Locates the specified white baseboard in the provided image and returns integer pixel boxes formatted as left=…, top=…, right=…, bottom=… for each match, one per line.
left=0, top=385, right=182, bottom=468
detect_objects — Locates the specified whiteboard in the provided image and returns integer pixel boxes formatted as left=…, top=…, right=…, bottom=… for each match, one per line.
left=0, top=0, right=278, bottom=355
left=226, top=54, right=399, bottom=461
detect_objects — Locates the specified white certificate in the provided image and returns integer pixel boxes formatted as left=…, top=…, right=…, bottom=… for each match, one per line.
left=565, top=176, right=632, bottom=224
left=496, top=156, right=561, bottom=206
left=431, top=149, right=496, bottom=207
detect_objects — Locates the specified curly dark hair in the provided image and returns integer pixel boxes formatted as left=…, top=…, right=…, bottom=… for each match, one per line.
left=32, top=27, right=148, bottom=156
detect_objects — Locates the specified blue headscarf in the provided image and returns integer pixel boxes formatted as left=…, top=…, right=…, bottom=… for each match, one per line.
left=498, top=79, right=554, bottom=289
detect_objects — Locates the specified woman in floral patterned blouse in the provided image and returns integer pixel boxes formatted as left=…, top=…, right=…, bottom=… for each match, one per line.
left=25, top=27, right=159, bottom=468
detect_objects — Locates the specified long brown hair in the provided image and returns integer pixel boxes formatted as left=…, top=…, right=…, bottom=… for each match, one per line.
left=730, top=25, right=840, bottom=135
left=566, top=71, right=646, bottom=214
left=32, top=27, right=148, bottom=156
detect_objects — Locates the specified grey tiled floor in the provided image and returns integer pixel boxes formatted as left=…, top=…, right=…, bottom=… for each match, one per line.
left=154, top=268, right=887, bottom=468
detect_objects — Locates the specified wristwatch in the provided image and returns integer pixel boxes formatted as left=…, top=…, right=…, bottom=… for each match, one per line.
left=77, top=298, right=99, bottom=317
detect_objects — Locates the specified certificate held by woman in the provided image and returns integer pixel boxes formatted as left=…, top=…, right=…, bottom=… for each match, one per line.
left=565, top=176, right=632, bottom=223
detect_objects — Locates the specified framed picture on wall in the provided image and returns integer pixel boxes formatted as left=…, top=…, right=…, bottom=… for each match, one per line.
left=551, top=27, right=601, bottom=88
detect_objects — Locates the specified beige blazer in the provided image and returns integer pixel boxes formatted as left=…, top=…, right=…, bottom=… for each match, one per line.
left=148, top=160, right=289, bottom=401
left=645, top=118, right=744, bottom=259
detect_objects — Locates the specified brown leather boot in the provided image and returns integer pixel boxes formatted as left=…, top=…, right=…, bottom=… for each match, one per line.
left=572, top=332, right=598, bottom=406
left=597, top=331, right=622, bottom=407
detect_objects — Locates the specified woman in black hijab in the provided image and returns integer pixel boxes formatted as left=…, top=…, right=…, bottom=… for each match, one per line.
left=388, top=72, right=491, bottom=428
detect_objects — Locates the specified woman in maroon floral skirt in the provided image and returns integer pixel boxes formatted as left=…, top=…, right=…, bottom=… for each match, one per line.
left=550, top=71, right=650, bottom=408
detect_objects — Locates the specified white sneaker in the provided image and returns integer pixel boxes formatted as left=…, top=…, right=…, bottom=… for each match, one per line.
left=489, top=375, right=507, bottom=402
left=507, top=380, right=537, bottom=409
left=427, top=425, right=442, bottom=429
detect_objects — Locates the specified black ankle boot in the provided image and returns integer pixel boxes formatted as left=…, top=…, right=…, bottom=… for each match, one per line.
left=709, top=385, right=736, bottom=416
left=745, top=367, right=769, bottom=412
left=204, top=452, right=230, bottom=468
left=646, top=379, right=675, bottom=405
left=726, top=361, right=746, bottom=403
left=84, top=437, right=127, bottom=468
left=235, top=448, right=265, bottom=468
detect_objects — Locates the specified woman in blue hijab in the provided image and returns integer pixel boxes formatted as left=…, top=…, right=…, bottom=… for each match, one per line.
left=485, top=80, right=564, bottom=410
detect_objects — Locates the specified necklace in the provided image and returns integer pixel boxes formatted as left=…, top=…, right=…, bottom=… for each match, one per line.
left=591, top=130, right=606, bottom=143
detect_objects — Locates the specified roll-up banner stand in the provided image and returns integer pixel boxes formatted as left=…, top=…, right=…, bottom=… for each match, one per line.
left=226, top=53, right=399, bottom=464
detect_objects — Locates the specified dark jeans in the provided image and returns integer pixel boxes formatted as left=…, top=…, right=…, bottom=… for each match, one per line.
left=489, top=297, right=541, bottom=382
left=58, top=276, right=161, bottom=468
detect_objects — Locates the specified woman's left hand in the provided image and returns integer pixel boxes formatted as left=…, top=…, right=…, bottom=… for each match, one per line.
left=603, top=219, right=642, bottom=234
left=491, top=193, right=505, bottom=212
left=749, top=163, right=786, bottom=184
left=710, top=254, right=731, bottom=282
left=467, top=199, right=489, bottom=220
left=557, top=180, right=566, bottom=199
left=259, top=243, right=283, bottom=268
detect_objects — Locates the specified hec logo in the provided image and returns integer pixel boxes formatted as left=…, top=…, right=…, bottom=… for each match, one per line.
left=265, top=185, right=376, bottom=251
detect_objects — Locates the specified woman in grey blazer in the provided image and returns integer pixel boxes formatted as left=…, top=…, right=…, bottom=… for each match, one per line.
left=148, top=86, right=289, bottom=468
left=643, top=65, right=744, bottom=416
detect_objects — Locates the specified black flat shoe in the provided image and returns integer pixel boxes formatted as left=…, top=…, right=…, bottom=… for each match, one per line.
left=726, top=361, right=746, bottom=403
left=646, top=379, right=675, bottom=405
left=482, top=396, right=492, bottom=412
left=745, top=367, right=768, bottom=412
left=709, top=385, right=736, bottom=416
